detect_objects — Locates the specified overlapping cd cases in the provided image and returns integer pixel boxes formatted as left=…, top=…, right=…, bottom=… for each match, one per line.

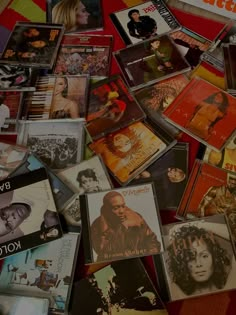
left=0, top=22, right=65, bottom=68
left=110, top=0, right=180, bottom=45
left=53, top=34, right=113, bottom=78
left=86, top=75, right=145, bottom=140
left=114, top=34, right=191, bottom=91
left=80, top=183, right=164, bottom=264
left=0, top=168, right=63, bottom=259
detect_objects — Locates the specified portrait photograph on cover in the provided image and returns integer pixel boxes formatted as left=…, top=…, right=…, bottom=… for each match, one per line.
left=81, top=183, right=163, bottom=263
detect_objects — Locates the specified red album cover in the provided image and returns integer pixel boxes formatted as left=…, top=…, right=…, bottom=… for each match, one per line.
left=163, top=77, right=236, bottom=151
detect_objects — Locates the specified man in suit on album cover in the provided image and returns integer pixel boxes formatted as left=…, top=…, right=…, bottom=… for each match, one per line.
left=91, top=191, right=161, bottom=262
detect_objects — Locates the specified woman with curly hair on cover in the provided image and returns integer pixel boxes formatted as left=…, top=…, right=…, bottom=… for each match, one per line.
left=166, top=224, right=232, bottom=299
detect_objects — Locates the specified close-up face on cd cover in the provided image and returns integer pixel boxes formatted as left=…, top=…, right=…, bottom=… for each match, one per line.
left=0, top=22, right=64, bottom=68
left=160, top=215, right=236, bottom=301
left=81, top=183, right=163, bottom=263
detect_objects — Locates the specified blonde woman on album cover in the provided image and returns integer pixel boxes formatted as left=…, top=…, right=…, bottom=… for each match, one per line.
left=50, top=76, right=79, bottom=118
left=52, top=0, right=90, bottom=32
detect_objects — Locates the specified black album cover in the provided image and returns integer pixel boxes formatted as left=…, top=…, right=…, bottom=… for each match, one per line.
left=69, top=258, right=168, bottom=315
left=0, top=168, right=62, bottom=259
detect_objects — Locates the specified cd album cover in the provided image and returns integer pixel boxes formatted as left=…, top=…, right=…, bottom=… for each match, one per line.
left=47, top=0, right=104, bottom=33
left=58, top=155, right=112, bottom=193
left=0, top=168, right=63, bottom=259
left=70, top=258, right=168, bottom=314
left=110, top=0, right=180, bottom=45
left=158, top=215, right=236, bottom=301
left=80, top=183, right=163, bottom=263
left=203, top=135, right=236, bottom=173
left=176, top=159, right=236, bottom=219
left=0, top=22, right=65, bottom=68
left=169, top=27, right=211, bottom=69
left=114, top=34, right=191, bottom=91
left=16, top=119, right=85, bottom=171
left=86, top=75, right=145, bottom=139
left=10, top=153, right=74, bottom=213
left=53, top=34, right=113, bottom=78
left=22, top=75, right=89, bottom=120
left=0, top=141, right=28, bottom=181
left=0, top=91, right=24, bottom=134
left=0, top=232, right=80, bottom=314
left=201, top=20, right=236, bottom=71
left=163, top=77, right=236, bottom=151
left=134, top=74, right=189, bottom=137
left=0, top=294, right=49, bottom=315
left=89, top=121, right=175, bottom=185
left=0, top=63, right=37, bottom=91
left=131, top=143, right=188, bottom=210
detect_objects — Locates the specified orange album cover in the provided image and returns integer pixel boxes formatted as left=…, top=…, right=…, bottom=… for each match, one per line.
left=89, top=121, right=169, bottom=185
left=163, top=77, right=236, bottom=151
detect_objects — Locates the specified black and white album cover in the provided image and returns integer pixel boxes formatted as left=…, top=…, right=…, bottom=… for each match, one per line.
left=80, top=183, right=163, bottom=264
left=0, top=168, right=63, bottom=259
left=16, top=119, right=85, bottom=171
left=69, top=258, right=168, bottom=315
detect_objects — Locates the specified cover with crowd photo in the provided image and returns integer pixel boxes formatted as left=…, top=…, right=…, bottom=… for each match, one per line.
left=0, top=22, right=64, bottom=69
left=134, top=74, right=189, bottom=137
left=47, top=0, right=104, bottom=33
left=0, top=294, right=49, bottom=315
left=0, top=91, right=24, bottom=134
left=0, top=232, right=80, bottom=315
left=86, top=75, right=145, bottom=140
left=131, top=143, right=189, bottom=210
left=114, top=34, right=191, bottom=91
left=110, top=0, right=180, bottom=45
left=10, top=153, right=74, bottom=214
left=163, top=77, right=236, bottom=151
left=169, top=27, right=211, bottom=69
left=201, top=20, right=236, bottom=72
left=156, top=215, right=236, bottom=301
left=80, top=183, right=163, bottom=264
left=69, top=258, right=168, bottom=315
left=22, top=74, right=89, bottom=120
left=0, top=168, right=63, bottom=260
left=0, top=141, right=28, bottom=181
left=89, top=121, right=176, bottom=185
left=53, top=34, right=113, bottom=78
left=16, top=119, right=85, bottom=171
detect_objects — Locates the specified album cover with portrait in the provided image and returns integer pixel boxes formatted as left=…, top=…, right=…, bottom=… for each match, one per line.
left=69, top=258, right=168, bottom=315
left=154, top=215, right=236, bottom=301
left=169, top=27, right=211, bottom=69
left=86, top=75, right=145, bottom=140
left=80, top=183, right=164, bottom=264
left=201, top=20, right=236, bottom=72
left=89, top=120, right=176, bottom=185
left=0, top=232, right=81, bottom=315
left=21, top=74, right=89, bottom=120
left=0, top=62, right=38, bottom=91
left=53, top=34, right=113, bottom=78
left=202, top=134, right=236, bottom=173
left=0, top=294, right=49, bottom=315
left=0, top=91, right=24, bottom=135
left=110, top=0, right=180, bottom=45
left=223, top=43, right=236, bottom=95
left=47, top=0, right=104, bottom=33
left=10, top=153, right=74, bottom=214
left=0, top=22, right=65, bottom=69
left=134, top=74, right=189, bottom=137
left=114, top=34, right=191, bottom=91
left=0, top=141, right=28, bottom=181
left=163, top=77, right=236, bottom=151
left=0, top=168, right=63, bottom=259
left=176, top=159, right=236, bottom=220
left=131, top=143, right=189, bottom=210
left=16, top=119, right=85, bottom=171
